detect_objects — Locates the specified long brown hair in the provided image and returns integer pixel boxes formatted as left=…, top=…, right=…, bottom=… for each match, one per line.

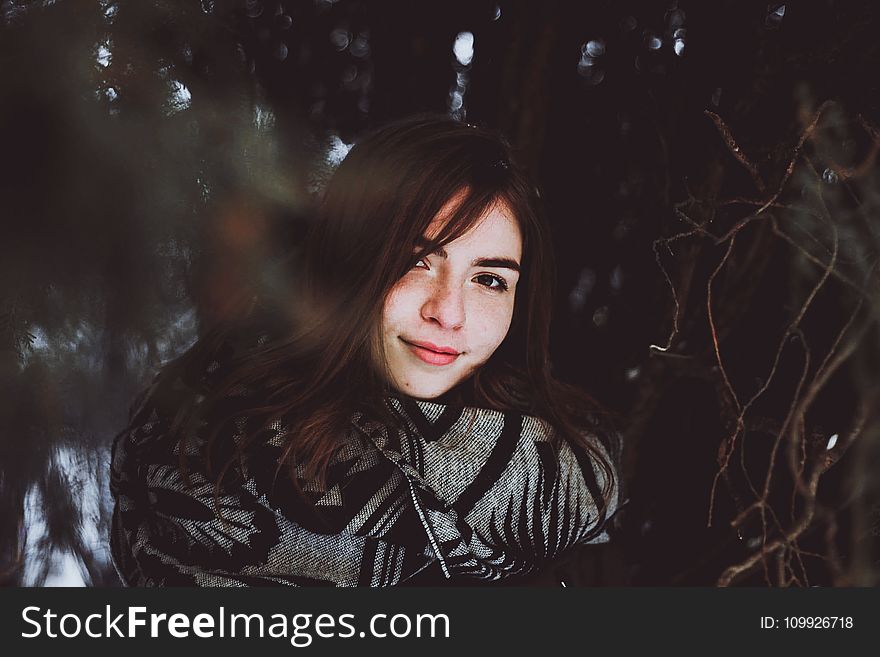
left=149, top=114, right=616, bottom=518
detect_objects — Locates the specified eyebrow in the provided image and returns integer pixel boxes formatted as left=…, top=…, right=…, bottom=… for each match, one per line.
left=414, top=238, right=521, bottom=272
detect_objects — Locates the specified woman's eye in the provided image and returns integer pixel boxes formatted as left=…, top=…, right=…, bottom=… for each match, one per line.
left=474, top=273, right=508, bottom=291
left=413, top=257, right=429, bottom=269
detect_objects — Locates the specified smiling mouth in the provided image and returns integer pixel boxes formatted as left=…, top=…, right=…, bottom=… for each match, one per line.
left=400, top=339, right=461, bottom=366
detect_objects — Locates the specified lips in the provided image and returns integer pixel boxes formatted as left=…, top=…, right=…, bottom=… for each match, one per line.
left=401, top=339, right=461, bottom=366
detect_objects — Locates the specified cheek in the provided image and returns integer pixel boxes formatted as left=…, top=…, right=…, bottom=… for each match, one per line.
left=467, top=296, right=515, bottom=356
left=382, top=279, right=420, bottom=330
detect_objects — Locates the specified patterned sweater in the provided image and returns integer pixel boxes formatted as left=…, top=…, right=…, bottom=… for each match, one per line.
left=110, top=371, right=622, bottom=586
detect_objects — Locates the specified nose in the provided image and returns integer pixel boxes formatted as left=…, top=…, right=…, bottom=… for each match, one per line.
left=420, top=277, right=465, bottom=330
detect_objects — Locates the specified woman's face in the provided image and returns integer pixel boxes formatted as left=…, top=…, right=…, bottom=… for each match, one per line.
left=380, top=196, right=522, bottom=400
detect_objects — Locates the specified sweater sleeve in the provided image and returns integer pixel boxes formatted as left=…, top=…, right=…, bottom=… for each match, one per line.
left=356, top=397, right=623, bottom=579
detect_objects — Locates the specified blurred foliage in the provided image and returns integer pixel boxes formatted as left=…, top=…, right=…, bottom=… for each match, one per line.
left=1, top=0, right=878, bottom=586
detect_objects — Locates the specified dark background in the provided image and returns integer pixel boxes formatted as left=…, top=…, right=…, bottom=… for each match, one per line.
left=1, top=0, right=878, bottom=586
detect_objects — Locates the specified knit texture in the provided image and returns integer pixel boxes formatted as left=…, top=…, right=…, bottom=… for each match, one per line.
left=110, top=382, right=621, bottom=587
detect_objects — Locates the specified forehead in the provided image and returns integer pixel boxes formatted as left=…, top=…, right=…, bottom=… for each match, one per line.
left=424, top=197, right=522, bottom=258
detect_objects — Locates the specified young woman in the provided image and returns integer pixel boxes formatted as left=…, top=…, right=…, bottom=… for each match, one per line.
left=110, top=115, right=623, bottom=586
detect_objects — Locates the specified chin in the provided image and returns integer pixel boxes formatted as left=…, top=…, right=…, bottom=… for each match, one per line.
left=404, top=385, right=454, bottom=401
left=391, top=374, right=458, bottom=401
left=396, top=372, right=473, bottom=402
